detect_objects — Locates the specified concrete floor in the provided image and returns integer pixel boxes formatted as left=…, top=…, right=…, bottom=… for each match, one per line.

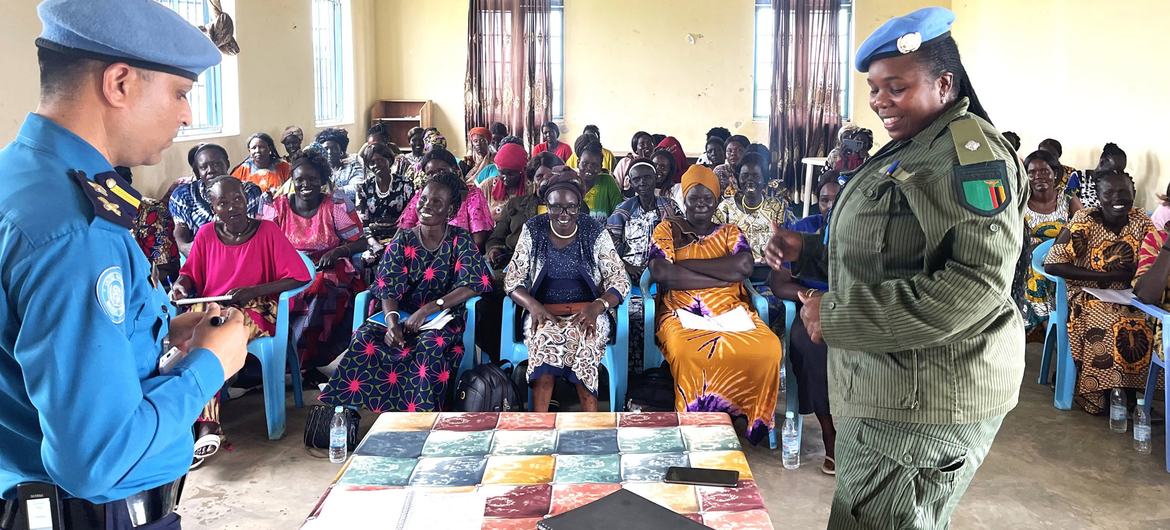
left=178, top=342, right=1170, bottom=529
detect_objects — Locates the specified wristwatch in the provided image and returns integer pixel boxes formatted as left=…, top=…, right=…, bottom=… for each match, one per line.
left=435, top=298, right=446, bottom=308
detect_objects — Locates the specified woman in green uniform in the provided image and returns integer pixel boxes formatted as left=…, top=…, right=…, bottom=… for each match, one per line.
left=765, top=7, right=1027, bottom=529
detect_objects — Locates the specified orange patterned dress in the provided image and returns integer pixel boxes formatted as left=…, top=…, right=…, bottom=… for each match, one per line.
left=649, top=221, right=782, bottom=444
left=1044, top=208, right=1154, bottom=414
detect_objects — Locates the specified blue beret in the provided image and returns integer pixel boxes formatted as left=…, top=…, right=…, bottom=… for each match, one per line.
left=36, top=0, right=221, bottom=82
left=855, top=7, right=955, bottom=73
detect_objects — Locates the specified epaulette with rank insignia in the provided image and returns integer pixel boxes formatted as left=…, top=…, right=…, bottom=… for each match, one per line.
left=69, top=169, right=142, bottom=228
left=948, top=118, right=1010, bottom=217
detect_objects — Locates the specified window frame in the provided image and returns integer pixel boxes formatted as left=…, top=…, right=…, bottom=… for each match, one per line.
left=752, top=0, right=854, bottom=121
left=550, top=0, right=565, bottom=121
left=156, top=0, right=224, bottom=137
left=312, top=0, right=351, bottom=126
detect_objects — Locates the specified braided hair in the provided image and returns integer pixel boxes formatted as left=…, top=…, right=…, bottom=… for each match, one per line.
left=574, top=132, right=600, bottom=158
left=423, top=169, right=467, bottom=214
left=234, top=132, right=280, bottom=172
left=914, top=35, right=992, bottom=124
left=314, top=127, right=350, bottom=153
left=187, top=143, right=230, bottom=174
left=706, top=127, right=731, bottom=142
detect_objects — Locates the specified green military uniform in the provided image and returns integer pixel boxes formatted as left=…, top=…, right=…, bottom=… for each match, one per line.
left=794, top=96, right=1026, bottom=528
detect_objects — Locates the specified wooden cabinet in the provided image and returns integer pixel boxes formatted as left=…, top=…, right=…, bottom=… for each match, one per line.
left=369, top=100, right=433, bottom=147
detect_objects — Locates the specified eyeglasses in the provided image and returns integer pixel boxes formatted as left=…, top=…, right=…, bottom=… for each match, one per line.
left=547, top=204, right=579, bottom=215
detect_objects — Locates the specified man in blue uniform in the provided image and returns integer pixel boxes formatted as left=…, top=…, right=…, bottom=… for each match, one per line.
left=0, top=1, right=250, bottom=528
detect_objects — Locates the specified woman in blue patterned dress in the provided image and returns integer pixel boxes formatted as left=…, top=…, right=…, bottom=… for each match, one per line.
left=319, top=171, right=493, bottom=412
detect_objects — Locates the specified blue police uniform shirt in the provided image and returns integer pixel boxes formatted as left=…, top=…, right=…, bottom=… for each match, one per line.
left=0, top=113, right=224, bottom=503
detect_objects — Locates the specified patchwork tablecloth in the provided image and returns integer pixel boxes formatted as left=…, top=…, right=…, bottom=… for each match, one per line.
left=309, top=412, right=773, bottom=529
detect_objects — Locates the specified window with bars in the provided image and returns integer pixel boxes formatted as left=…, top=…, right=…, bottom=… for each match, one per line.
left=312, top=0, right=347, bottom=125
left=753, top=0, right=853, bottom=120
left=156, top=0, right=223, bottom=136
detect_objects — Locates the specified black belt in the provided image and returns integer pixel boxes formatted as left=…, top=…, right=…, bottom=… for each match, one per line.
left=1, top=477, right=183, bottom=530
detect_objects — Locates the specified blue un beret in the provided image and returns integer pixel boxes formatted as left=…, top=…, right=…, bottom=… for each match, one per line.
left=36, top=0, right=221, bottom=82
left=855, top=7, right=955, bottom=73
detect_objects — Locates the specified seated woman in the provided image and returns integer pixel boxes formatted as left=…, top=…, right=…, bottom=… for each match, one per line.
left=231, top=132, right=291, bottom=195
left=319, top=171, right=492, bottom=413
left=357, top=142, right=414, bottom=244
left=714, top=152, right=797, bottom=266
left=171, top=176, right=311, bottom=465
left=614, top=130, right=656, bottom=191
left=576, top=137, right=622, bottom=222
left=170, top=143, right=263, bottom=256
left=565, top=125, right=615, bottom=171
left=1044, top=170, right=1154, bottom=414
left=392, top=127, right=426, bottom=184
left=317, top=127, right=366, bottom=205
left=117, top=166, right=181, bottom=288
left=399, top=147, right=495, bottom=250
left=263, top=146, right=369, bottom=370
left=1022, top=149, right=1082, bottom=330
left=479, top=142, right=530, bottom=223
left=702, top=137, right=725, bottom=169
left=649, top=165, right=782, bottom=445
left=650, top=149, right=679, bottom=203
left=463, top=126, right=496, bottom=184
left=1134, top=203, right=1170, bottom=361
left=485, top=153, right=579, bottom=271
left=530, top=121, right=572, bottom=161
left=713, top=135, right=749, bottom=198
left=504, top=170, right=630, bottom=412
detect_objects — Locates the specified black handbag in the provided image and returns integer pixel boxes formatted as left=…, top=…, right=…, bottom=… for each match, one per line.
left=453, top=360, right=524, bottom=412
left=625, top=366, right=676, bottom=413
left=303, top=404, right=360, bottom=450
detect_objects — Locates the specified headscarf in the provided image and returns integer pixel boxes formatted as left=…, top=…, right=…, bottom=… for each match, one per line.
left=423, top=130, right=447, bottom=153
left=540, top=166, right=585, bottom=201
left=468, top=127, right=490, bottom=140
left=491, top=143, right=530, bottom=201
left=281, top=125, right=303, bottom=143
left=656, top=136, right=689, bottom=183
left=680, top=164, right=719, bottom=200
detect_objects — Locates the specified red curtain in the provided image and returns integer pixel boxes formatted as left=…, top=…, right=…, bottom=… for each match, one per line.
left=465, top=0, right=552, bottom=147
left=768, top=0, right=844, bottom=189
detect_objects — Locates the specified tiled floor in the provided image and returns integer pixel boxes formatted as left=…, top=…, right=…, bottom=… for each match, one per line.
left=179, top=342, right=1170, bottom=529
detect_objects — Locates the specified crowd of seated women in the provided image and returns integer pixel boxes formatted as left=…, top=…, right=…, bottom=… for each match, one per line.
left=127, top=116, right=1166, bottom=476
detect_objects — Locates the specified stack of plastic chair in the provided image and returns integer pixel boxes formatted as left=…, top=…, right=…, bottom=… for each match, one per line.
left=1031, top=238, right=1074, bottom=410
left=1131, top=296, right=1169, bottom=472
left=499, top=294, right=629, bottom=412
left=226, top=251, right=315, bottom=440
left=351, top=290, right=482, bottom=385
left=640, top=272, right=797, bottom=449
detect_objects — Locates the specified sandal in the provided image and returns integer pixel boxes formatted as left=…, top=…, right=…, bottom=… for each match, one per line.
left=821, top=456, right=836, bottom=476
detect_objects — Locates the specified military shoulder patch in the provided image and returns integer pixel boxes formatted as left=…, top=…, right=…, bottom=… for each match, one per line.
left=70, top=169, right=142, bottom=229
left=952, top=160, right=1011, bottom=216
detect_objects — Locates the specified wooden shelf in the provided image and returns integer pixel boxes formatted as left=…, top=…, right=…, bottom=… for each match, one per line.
left=369, top=100, right=432, bottom=147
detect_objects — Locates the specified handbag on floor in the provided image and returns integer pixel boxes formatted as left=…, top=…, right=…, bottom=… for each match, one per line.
left=304, top=404, right=360, bottom=450
left=453, top=360, right=524, bottom=412
left=625, top=366, right=675, bottom=412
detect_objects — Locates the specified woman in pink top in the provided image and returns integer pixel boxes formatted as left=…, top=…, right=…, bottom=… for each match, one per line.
left=398, top=147, right=495, bottom=250
left=171, top=176, right=312, bottom=467
left=264, top=146, right=370, bottom=370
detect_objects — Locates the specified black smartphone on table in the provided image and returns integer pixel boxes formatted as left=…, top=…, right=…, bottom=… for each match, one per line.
left=663, top=466, right=739, bottom=488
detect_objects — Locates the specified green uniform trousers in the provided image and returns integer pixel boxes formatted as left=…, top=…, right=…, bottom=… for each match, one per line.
left=828, top=414, right=1006, bottom=529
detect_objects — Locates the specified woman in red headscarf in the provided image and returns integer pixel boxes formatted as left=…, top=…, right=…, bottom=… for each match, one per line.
left=463, top=126, right=495, bottom=184
left=479, top=143, right=531, bottom=223
left=655, top=136, right=689, bottom=184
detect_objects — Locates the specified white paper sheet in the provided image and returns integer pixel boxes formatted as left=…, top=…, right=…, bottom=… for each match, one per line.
left=675, top=306, right=756, bottom=332
left=1081, top=287, right=1134, bottom=306
left=303, top=488, right=485, bottom=530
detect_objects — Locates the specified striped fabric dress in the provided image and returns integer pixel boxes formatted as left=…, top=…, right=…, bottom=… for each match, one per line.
left=649, top=221, right=782, bottom=445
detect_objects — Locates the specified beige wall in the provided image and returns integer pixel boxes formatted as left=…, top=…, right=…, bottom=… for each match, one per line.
left=373, top=0, right=470, bottom=155
left=0, top=0, right=377, bottom=198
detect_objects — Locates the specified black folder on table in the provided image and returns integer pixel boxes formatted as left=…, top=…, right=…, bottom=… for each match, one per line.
left=537, top=488, right=711, bottom=530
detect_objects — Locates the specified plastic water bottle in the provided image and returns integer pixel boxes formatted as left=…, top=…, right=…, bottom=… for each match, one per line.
left=1109, top=389, right=1128, bottom=433
left=1134, top=399, right=1152, bottom=455
left=782, top=411, right=800, bottom=470
left=329, top=406, right=348, bottom=463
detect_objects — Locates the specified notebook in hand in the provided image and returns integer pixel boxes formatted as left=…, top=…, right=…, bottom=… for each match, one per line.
left=537, top=489, right=710, bottom=530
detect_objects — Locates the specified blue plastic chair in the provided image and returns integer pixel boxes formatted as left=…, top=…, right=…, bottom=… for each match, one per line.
left=351, top=289, right=483, bottom=384
left=499, top=293, right=630, bottom=412
left=640, top=272, right=797, bottom=449
left=1131, top=297, right=1169, bottom=472
left=224, top=251, right=314, bottom=440
left=1031, top=239, right=1074, bottom=410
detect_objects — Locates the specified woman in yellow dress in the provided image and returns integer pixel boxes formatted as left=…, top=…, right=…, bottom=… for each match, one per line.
left=649, top=165, right=782, bottom=444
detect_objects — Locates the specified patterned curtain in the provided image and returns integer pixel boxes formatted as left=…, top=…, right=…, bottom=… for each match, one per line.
left=465, top=0, right=552, bottom=147
left=768, top=0, right=844, bottom=190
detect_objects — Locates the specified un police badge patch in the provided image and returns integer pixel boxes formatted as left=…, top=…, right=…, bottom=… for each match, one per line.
left=96, top=267, right=126, bottom=324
